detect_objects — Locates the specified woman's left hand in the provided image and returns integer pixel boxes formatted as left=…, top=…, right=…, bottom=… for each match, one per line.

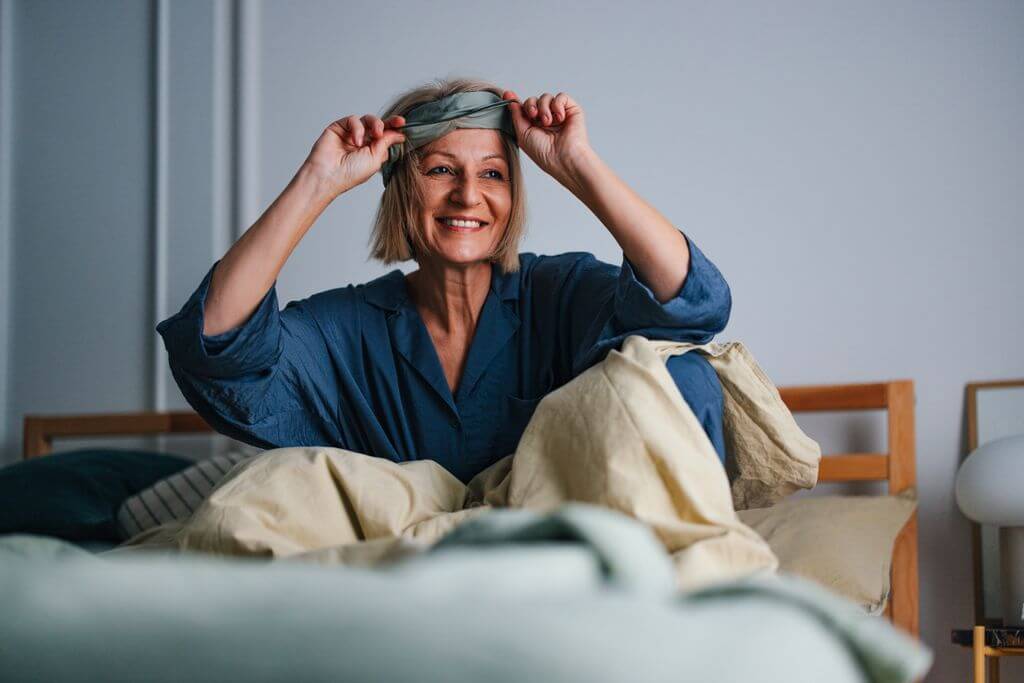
left=502, top=90, right=594, bottom=186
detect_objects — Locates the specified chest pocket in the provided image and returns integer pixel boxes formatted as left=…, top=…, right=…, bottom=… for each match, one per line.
left=480, top=393, right=544, bottom=463
left=469, top=364, right=556, bottom=465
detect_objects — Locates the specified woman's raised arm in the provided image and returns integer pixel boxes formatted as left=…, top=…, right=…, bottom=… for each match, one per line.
left=203, top=113, right=406, bottom=336
left=503, top=90, right=690, bottom=303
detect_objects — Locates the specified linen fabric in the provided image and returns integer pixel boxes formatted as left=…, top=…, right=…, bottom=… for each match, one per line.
left=737, top=491, right=917, bottom=614
left=156, top=231, right=732, bottom=485
left=129, top=335, right=821, bottom=592
left=657, top=340, right=822, bottom=508
left=116, top=449, right=256, bottom=540
left=115, top=356, right=728, bottom=542
left=381, top=90, right=517, bottom=186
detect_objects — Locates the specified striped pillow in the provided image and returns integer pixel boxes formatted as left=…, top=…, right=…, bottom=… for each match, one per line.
left=116, top=449, right=256, bottom=540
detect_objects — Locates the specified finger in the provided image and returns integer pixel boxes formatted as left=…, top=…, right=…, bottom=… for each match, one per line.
left=523, top=96, right=539, bottom=121
left=361, top=114, right=384, bottom=140
left=331, top=115, right=353, bottom=141
left=502, top=90, right=523, bottom=110
left=352, top=118, right=367, bottom=146
left=385, top=115, right=406, bottom=129
left=372, top=128, right=406, bottom=156
left=505, top=93, right=530, bottom=135
left=505, top=91, right=526, bottom=123
left=552, top=93, right=569, bottom=123
left=537, top=93, right=554, bottom=126
left=340, top=115, right=365, bottom=146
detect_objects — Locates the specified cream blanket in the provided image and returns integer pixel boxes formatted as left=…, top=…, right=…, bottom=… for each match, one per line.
left=138, top=336, right=820, bottom=592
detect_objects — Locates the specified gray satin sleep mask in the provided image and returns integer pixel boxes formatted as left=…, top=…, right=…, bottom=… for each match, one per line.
left=381, top=90, right=518, bottom=187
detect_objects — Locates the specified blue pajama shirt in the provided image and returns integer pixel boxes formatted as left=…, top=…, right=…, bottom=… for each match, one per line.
left=156, top=231, right=732, bottom=484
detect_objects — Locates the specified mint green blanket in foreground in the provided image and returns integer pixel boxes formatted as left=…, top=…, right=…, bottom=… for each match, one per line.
left=0, top=504, right=930, bottom=683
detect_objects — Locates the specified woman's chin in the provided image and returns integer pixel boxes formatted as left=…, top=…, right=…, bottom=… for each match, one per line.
left=421, top=245, right=491, bottom=268
left=425, top=235, right=496, bottom=265
left=441, top=251, right=491, bottom=267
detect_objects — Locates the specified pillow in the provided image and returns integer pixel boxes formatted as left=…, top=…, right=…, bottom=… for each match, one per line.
left=736, top=491, right=917, bottom=615
left=0, top=449, right=192, bottom=542
left=117, top=449, right=257, bottom=540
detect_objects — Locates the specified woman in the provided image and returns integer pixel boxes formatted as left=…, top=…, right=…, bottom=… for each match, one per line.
left=157, top=77, right=731, bottom=485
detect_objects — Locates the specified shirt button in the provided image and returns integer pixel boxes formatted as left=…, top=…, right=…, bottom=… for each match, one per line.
left=449, top=417, right=460, bottom=429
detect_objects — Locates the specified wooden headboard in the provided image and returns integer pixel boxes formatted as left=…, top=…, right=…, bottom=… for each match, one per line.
left=779, top=379, right=918, bottom=638
left=22, top=379, right=918, bottom=637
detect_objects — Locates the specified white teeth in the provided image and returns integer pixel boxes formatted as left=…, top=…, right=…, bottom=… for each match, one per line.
left=439, top=218, right=483, bottom=228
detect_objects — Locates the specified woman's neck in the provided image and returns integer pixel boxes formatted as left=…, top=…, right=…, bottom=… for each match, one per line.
left=406, top=259, right=492, bottom=337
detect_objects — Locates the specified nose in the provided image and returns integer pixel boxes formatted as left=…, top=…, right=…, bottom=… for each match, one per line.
left=450, top=172, right=482, bottom=206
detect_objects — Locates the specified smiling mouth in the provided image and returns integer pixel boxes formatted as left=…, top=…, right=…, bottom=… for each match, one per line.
left=436, top=218, right=488, bottom=233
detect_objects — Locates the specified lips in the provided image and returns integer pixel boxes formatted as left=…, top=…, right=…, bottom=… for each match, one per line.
left=436, top=218, right=487, bottom=233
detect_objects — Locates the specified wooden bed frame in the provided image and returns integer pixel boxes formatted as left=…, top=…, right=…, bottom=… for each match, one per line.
left=21, top=379, right=919, bottom=637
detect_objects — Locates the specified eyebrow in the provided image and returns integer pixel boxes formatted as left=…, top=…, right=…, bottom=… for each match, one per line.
left=424, top=151, right=508, bottom=164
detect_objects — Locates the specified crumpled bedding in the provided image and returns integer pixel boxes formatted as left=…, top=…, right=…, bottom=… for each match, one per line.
left=1, top=503, right=932, bottom=683
left=124, top=335, right=820, bottom=592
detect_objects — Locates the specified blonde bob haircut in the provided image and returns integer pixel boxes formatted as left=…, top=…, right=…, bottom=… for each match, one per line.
left=370, top=77, right=527, bottom=273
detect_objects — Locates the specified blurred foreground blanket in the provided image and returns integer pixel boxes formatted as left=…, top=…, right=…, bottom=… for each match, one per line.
left=125, top=336, right=820, bottom=592
left=1, top=504, right=931, bottom=683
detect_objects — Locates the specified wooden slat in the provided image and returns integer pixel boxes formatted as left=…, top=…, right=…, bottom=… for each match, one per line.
left=889, top=512, right=920, bottom=637
left=22, top=411, right=212, bottom=459
left=887, top=380, right=916, bottom=495
left=817, top=453, right=888, bottom=482
left=884, top=380, right=918, bottom=638
left=966, top=384, right=987, bottom=625
left=780, top=382, right=889, bottom=413
left=22, top=418, right=51, bottom=461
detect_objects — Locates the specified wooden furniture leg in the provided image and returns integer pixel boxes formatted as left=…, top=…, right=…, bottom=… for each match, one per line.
left=975, top=625, right=985, bottom=683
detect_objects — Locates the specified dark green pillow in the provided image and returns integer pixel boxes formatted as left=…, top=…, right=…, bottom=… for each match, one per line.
left=0, top=449, right=192, bottom=542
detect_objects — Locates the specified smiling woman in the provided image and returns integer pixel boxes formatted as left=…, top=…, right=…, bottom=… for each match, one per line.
left=155, top=75, right=733, bottom=485
left=414, top=130, right=514, bottom=266
left=371, top=80, right=527, bottom=275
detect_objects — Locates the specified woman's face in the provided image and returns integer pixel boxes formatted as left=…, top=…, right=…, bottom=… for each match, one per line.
left=414, top=128, right=512, bottom=269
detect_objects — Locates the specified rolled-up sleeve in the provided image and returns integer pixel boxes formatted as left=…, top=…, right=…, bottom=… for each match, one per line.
left=156, top=261, right=283, bottom=379
left=614, top=231, right=731, bottom=335
left=156, top=261, right=339, bottom=448
left=534, top=230, right=731, bottom=378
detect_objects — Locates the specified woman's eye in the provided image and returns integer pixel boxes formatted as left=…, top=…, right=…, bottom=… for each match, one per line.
left=427, top=166, right=503, bottom=180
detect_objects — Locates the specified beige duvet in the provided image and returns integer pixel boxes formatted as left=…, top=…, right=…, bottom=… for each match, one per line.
left=132, top=336, right=820, bottom=592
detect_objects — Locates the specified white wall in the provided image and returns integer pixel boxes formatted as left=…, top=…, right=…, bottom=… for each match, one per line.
left=2, top=2, right=1022, bottom=680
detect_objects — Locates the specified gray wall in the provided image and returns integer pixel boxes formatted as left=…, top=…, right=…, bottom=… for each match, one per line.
left=0, top=0, right=11, bottom=459
left=3, top=1, right=1023, bottom=680
left=4, top=0, right=154, bottom=452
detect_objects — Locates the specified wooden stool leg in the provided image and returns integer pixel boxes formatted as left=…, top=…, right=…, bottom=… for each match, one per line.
left=975, top=626, right=986, bottom=683
left=990, top=656, right=999, bottom=683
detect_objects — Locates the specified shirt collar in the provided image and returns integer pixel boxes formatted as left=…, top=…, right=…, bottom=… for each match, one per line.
left=363, top=262, right=520, bottom=313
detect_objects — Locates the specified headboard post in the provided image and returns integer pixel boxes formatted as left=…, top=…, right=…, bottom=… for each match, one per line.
left=887, top=380, right=916, bottom=495
left=886, top=379, right=919, bottom=638
left=23, top=417, right=53, bottom=459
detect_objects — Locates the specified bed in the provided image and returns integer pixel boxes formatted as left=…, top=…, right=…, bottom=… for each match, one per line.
left=5, top=379, right=927, bottom=681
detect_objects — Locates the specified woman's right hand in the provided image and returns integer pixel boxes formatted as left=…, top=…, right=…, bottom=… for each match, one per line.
left=303, top=114, right=407, bottom=198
